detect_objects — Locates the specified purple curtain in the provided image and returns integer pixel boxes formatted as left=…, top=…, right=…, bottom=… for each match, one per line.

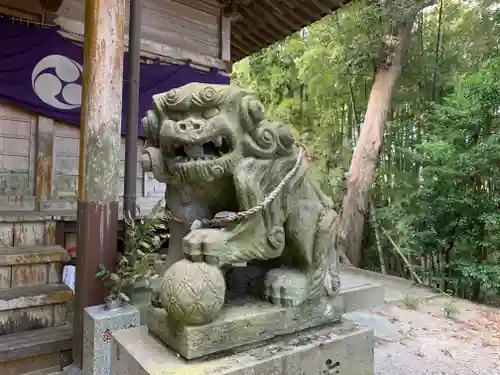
left=0, top=17, right=230, bottom=135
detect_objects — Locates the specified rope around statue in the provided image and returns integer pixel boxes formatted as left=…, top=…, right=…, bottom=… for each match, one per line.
left=165, top=144, right=312, bottom=227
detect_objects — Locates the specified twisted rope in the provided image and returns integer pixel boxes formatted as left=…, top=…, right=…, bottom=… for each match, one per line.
left=167, top=145, right=306, bottom=226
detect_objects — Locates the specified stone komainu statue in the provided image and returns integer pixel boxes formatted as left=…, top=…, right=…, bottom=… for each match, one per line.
left=141, top=83, right=340, bottom=307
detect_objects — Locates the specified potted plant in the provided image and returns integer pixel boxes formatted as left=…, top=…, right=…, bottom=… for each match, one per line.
left=96, top=199, right=169, bottom=309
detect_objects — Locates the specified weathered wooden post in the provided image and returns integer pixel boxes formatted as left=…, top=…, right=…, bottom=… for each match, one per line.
left=73, top=0, right=126, bottom=368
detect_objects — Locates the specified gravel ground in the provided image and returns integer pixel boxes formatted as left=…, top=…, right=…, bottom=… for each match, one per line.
left=373, top=297, right=500, bottom=375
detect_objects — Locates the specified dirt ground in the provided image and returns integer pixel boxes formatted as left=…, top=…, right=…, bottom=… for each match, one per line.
left=373, top=296, right=500, bottom=375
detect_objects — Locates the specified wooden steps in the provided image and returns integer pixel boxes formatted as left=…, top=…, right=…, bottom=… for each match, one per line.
left=0, top=230, right=73, bottom=375
left=0, top=283, right=72, bottom=310
left=0, top=246, right=70, bottom=266
left=0, top=245, right=70, bottom=290
left=0, top=284, right=72, bottom=335
left=0, top=217, right=58, bottom=248
left=0, top=325, right=72, bottom=362
left=0, top=325, right=72, bottom=375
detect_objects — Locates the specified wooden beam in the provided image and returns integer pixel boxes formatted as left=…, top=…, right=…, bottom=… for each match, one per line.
left=0, top=0, right=42, bottom=15
left=232, top=23, right=269, bottom=51
left=55, top=17, right=232, bottom=72
left=258, top=0, right=297, bottom=30
left=35, top=116, right=55, bottom=209
left=220, top=0, right=253, bottom=6
left=38, top=0, right=63, bottom=12
left=310, top=0, right=334, bottom=15
left=72, top=0, right=126, bottom=368
left=231, top=44, right=246, bottom=61
left=236, top=4, right=284, bottom=42
left=176, top=0, right=221, bottom=15
left=283, top=1, right=319, bottom=21
left=230, top=34, right=253, bottom=58
left=219, top=13, right=231, bottom=61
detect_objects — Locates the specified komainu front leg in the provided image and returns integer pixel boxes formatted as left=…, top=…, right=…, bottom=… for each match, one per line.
left=196, top=158, right=289, bottom=265
left=182, top=221, right=286, bottom=267
left=263, top=200, right=339, bottom=307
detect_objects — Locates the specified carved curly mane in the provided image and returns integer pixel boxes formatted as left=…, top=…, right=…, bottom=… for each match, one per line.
left=238, top=93, right=296, bottom=159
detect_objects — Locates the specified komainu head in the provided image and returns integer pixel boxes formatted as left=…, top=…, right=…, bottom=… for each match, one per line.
left=141, top=83, right=296, bottom=183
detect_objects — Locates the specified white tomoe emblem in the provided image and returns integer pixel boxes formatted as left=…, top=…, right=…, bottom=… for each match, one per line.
left=31, top=54, right=83, bottom=110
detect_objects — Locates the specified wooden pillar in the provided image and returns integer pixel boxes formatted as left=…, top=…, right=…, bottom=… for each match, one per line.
left=72, top=0, right=126, bottom=368
left=219, top=11, right=231, bottom=63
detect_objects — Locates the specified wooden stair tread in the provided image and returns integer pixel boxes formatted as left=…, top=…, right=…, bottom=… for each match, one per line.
left=0, top=245, right=70, bottom=265
left=0, top=284, right=72, bottom=311
left=0, top=211, right=57, bottom=223
left=0, top=210, right=77, bottom=222
left=0, top=325, right=72, bottom=362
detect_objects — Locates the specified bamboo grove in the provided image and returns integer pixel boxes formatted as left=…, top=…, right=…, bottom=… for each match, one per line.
left=232, top=0, right=500, bottom=304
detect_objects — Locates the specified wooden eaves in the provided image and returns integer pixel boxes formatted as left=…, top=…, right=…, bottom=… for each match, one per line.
left=223, top=0, right=353, bottom=61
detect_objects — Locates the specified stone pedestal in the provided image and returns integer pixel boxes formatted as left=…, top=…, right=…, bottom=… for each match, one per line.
left=148, top=296, right=343, bottom=359
left=111, top=322, right=374, bottom=375
left=83, top=304, right=140, bottom=375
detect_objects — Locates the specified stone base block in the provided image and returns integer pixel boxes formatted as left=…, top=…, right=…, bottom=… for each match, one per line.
left=83, top=304, right=140, bottom=375
left=337, top=271, right=385, bottom=312
left=147, top=296, right=343, bottom=359
left=112, top=321, right=374, bottom=375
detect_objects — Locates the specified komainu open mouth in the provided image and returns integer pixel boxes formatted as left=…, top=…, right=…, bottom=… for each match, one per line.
left=171, top=136, right=233, bottom=162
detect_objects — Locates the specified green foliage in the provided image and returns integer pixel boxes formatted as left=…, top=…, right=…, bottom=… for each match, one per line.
left=441, top=298, right=460, bottom=318
left=382, top=58, right=500, bottom=300
left=96, top=200, right=168, bottom=302
left=403, top=294, right=421, bottom=310
left=233, top=0, right=500, bottom=303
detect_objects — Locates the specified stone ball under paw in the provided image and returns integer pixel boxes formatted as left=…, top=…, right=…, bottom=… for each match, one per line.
left=159, top=259, right=226, bottom=325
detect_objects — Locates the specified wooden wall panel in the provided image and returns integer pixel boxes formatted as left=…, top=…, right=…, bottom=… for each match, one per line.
left=0, top=103, right=165, bottom=213
left=53, top=122, right=79, bottom=198
left=57, top=0, right=221, bottom=58
left=13, top=221, right=45, bottom=246
left=0, top=0, right=43, bottom=18
left=118, top=137, right=145, bottom=198
left=0, top=104, right=36, bottom=197
left=0, top=102, right=154, bottom=209
left=144, top=172, right=166, bottom=197
left=53, top=122, right=146, bottom=199
left=175, top=0, right=220, bottom=15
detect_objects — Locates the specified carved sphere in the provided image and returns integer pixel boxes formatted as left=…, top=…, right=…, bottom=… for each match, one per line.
left=159, top=259, right=226, bottom=325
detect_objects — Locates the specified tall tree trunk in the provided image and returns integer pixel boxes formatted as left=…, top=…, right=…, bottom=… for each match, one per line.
left=337, top=5, right=430, bottom=267
left=432, top=0, right=444, bottom=102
